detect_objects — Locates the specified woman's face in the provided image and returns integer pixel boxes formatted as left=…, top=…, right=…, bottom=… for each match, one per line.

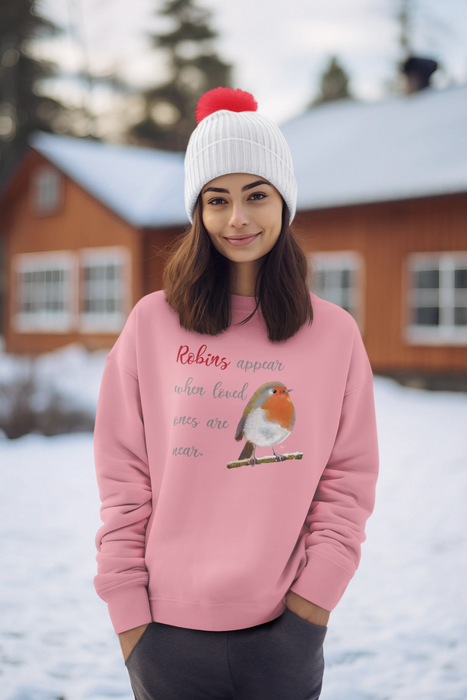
left=200, top=173, right=283, bottom=265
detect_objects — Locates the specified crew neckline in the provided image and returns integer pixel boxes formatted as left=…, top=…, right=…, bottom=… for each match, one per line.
left=230, top=293, right=260, bottom=314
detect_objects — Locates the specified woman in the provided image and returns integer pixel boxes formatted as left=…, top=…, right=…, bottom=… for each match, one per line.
left=93, top=87, right=379, bottom=700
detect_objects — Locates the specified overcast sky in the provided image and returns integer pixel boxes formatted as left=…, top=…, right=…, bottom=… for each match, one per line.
left=36, top=0, right=467, bottom=126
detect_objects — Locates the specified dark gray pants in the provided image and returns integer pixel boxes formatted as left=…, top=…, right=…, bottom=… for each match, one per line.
left=125, top=607, right=327, bottom=700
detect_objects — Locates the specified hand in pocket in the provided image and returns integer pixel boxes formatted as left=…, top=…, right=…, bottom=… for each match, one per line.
left=118, top=623, right=150, bottom=662
left=285, top=591, right=330, bottom=628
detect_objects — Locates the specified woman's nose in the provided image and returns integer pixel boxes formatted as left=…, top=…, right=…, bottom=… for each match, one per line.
left=228, top=202, right=249, bottom=228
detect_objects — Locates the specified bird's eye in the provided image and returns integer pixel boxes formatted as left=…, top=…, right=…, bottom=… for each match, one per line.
left=272, top=389, right=277, bottom=394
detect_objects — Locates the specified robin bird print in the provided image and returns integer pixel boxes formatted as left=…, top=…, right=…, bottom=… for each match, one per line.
left=235, top=381, right=296, bottom=465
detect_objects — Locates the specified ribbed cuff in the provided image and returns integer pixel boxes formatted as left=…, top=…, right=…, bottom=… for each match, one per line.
left=105, top=583, right=153, bottom=634
left=290, top=552, right=355, bottom=611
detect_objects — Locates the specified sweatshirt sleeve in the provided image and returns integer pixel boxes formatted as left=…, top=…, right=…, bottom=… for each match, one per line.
left=289, top=321, right=379, bottom=612
left=93, top=306, right=153, bottom=634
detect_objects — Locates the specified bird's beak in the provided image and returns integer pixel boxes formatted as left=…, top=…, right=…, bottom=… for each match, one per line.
left=285, top=388, right=293, bottom=393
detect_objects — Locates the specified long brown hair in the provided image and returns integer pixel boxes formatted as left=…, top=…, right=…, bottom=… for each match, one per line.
left=163, top=197, right=313, bottom=342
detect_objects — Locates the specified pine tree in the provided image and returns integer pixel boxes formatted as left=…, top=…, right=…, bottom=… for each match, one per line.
left=309, top=56, right=353, bottom=108
left=129, top=0, right=232, bottom=152
left=0, top=0, right=64, bottom=185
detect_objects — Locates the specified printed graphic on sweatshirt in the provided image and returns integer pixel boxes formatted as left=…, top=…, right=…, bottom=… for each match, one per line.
left=172, top=344, right=304, bottom=469
left=228, top=381, right=303, bottom=469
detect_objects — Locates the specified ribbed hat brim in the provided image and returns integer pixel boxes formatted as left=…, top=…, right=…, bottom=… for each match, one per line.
left=184, top=110, right=297, bottom=224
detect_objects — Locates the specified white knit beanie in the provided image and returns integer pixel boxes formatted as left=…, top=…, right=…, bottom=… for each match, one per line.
left=184, top=88, right=297, bottom=225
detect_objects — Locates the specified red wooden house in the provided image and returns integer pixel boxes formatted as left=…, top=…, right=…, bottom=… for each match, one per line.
left=0, top=134, right=187, bottom=354
left=1, top=83, right=466, bottom=389
left=282, top=83, right=467, bottom=390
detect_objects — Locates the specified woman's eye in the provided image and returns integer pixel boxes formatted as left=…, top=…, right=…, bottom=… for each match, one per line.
left=249, top=192, right=266, bottom=201
left=209, top=198, right=227, bottom=205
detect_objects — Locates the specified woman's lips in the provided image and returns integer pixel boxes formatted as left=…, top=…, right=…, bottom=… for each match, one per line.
left=225, top=233, right=261, bottom=247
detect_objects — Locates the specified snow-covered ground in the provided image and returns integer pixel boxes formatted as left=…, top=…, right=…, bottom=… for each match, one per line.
left=1, top=341, right=466, bottom=700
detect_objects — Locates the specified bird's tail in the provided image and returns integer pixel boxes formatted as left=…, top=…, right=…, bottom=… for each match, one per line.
left=238, top=440, right=255, bottom=461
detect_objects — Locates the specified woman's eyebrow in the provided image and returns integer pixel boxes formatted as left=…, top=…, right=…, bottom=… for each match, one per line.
left=242, top=180, right=270, bottom=191
left=203, top=186, right=229, bottom=194
left=202, top=180, right=270, bottom=195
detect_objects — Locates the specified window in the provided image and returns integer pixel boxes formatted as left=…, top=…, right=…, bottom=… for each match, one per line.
left=13, top=251, right=77, bottom=332
left=12, top=246, right=131, bottom=335
left=79, top=247, right=130, bottom=333
left=405, top=252, right=467, bottom=345
left=31, top=165, right=63, bottom=215
left=308, top=251, right=364, bottom=331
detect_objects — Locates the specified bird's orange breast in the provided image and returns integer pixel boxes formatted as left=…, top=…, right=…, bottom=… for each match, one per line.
left=262, top=394, right=294, bottom=427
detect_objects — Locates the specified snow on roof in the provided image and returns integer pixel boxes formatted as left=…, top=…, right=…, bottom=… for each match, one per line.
left=29, top=85, right=467, bottom=223
left=280, top=84, right=467, bottom=211
left=29, top=132, right=188, bottom=227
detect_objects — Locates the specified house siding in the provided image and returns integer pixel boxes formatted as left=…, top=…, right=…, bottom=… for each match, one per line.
left=297, top=192, right=467, bottom=375
left=2, top=153, right=142, bottom=353
left=1, top=149, right=467, bottom=382
left=141, top=226, right=185, bottom=297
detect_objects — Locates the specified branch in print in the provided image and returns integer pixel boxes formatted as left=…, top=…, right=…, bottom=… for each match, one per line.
left=226, top=452, right=303, bottom=469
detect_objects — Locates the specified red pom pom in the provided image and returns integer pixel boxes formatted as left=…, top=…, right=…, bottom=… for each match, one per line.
left=195, top=87, right=258, bottom=123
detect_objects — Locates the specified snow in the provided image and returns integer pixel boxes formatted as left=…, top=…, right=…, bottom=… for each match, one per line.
left=0, top=337, right=108, bottom=433
left=29, top=132, right=188, bottom=228
left=281, top=84, right=467, bottom=211
left=1, top=345, right=467, bottom=699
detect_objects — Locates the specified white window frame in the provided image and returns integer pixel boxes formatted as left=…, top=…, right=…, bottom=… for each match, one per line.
left=308, top=251, right=365, bottom=333
left=79, top=246, right=131, bottom=334
left=30, top=165, right=63, bottom=215
left=404, top=252, right=467, bottom=345
left=13, top=251, right=78, bottom=333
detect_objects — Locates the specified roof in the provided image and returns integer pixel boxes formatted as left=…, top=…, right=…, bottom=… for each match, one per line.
left=28, top=85, right=467, bottom=224
left=29, top=132, right=188, bottom=227
left=281, top=84, right=467, bottom=211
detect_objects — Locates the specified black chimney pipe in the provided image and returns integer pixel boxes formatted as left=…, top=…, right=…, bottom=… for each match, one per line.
left=402, top=56, right=438, bottom=94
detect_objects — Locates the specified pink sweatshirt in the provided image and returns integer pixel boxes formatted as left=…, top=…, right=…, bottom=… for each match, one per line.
left=93, top=291, right=379, bottom=635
